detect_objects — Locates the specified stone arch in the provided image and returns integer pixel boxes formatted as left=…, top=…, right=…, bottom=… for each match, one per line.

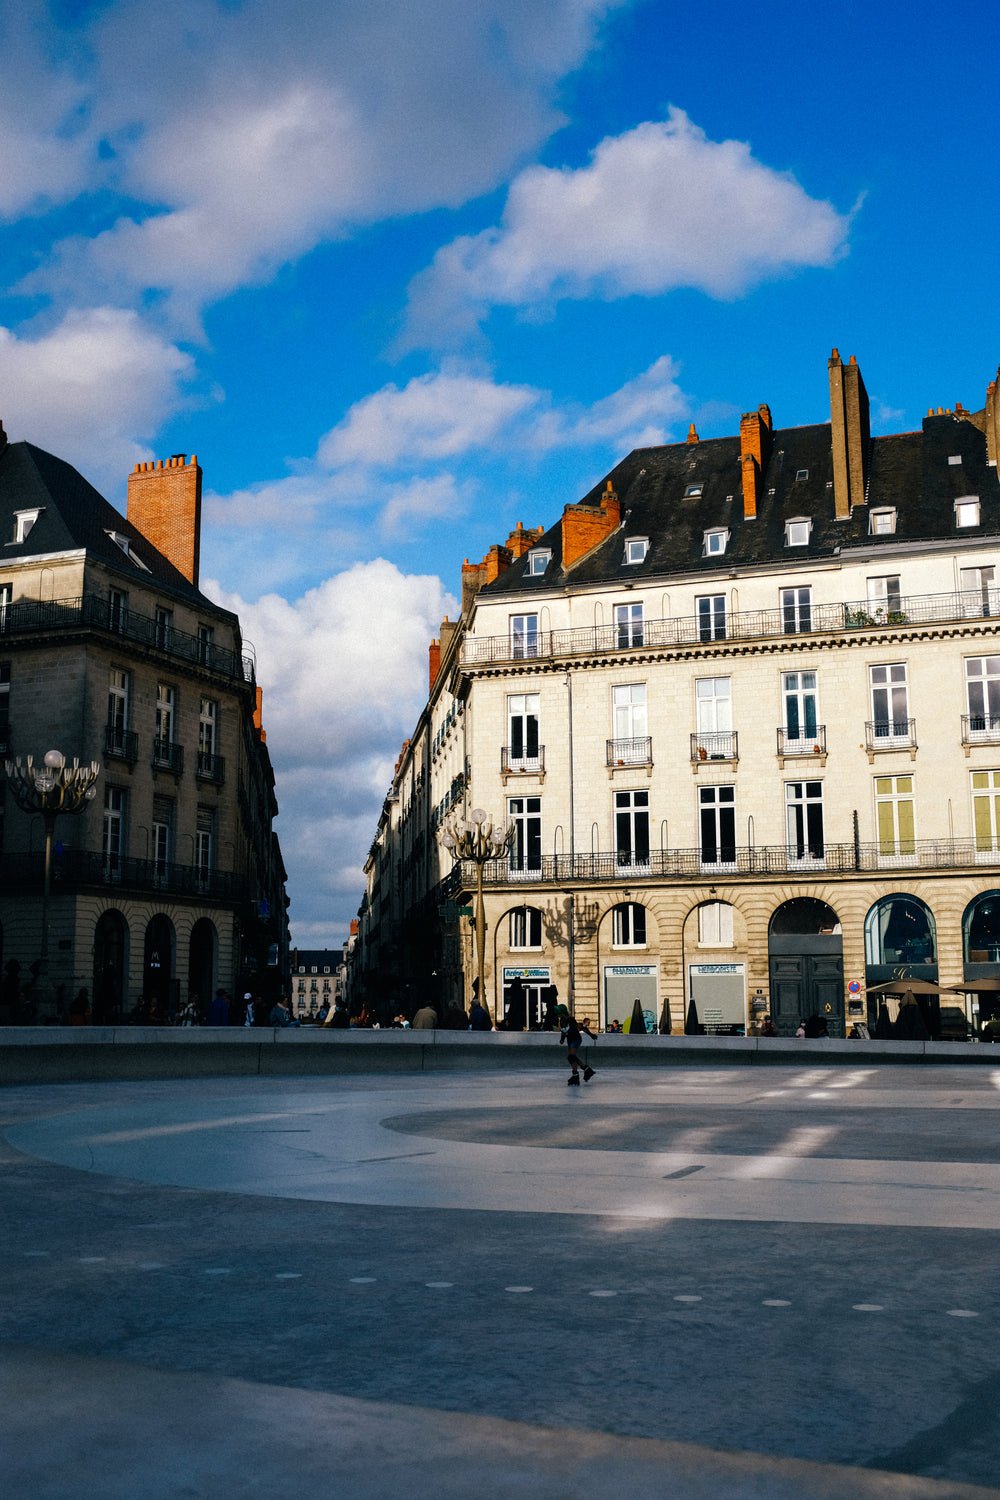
left=93, top=908, right=128, bottom=1023
left=768, top=897, right=844, bottom=1038
left=188, top=918, right=218, bottom=1013
left=143, top=913, right=176, bottom=1018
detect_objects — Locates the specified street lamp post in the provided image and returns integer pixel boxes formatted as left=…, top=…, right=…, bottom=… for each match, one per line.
left=440, top=809, right=515, bottom=1027
left=4, top=750, right=101, bottom=1014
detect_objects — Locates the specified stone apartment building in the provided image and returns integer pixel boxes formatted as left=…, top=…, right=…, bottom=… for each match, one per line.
left=0, top=424, right=288, bottom=1018
left=355, top=349, right=1000, bottom=1039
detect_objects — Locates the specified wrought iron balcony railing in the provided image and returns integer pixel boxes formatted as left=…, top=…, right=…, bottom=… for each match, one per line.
left=196, top=750, right=226, bottom=783
left=865, top=719, right=916, bottom=752
left=152, top=739, right=184, bottom=775
left=104, top=724, right=139, bottom=766
left=962, top=714, right=1000, bottom=745
left=501, top=745, right=545, bottom=775
left=447, top=837, right=1000, bottom=888
left=777, top=725, right=827, bottom=756
left=691, top=731, right=738, bottom=763
left=0, top=593, right=255, bottom=684
left=0, top=848, right=250, bottom=901
left=459, top=588, right=1000, bottom=667
left=607, top=736, right=652, bottom=766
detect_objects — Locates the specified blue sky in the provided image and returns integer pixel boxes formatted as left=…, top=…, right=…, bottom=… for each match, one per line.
left=2, top=0, right=999, bottom=945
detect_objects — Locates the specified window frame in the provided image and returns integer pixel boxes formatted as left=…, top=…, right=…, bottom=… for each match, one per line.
left=955, top=497, right=981, bottom=528
left=703, top=528, right=728, bottom=557
left=785, top=518, right=812, bottom=547
left=509, top=906, right=543, bottom=949
left=625, top=537, right=649, bottom=565
left=612, top=902, right=647, bottom=947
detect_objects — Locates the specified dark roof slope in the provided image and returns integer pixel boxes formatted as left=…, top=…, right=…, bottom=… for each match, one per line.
left=0, top=439, right=216, bottom=606
left=486, top=412, right=1000, bottom=595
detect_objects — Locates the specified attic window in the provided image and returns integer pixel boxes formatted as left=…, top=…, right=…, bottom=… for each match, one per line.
left=795, top=469, right=809, bottom=481
left=703, top=528, right=728, bottom=557
left=785, top=518, right=812, bottom=547
left=625, top=537, right=649, bottom=565
left=684, top=483, right=703, bottom=498
left=526, top=549, right=551, bottom=576
left=955, top=498, right=980, bottom=528
left=106, top=530, right=151, bottom=572
left=870, top=508, right=896, bottom=535
left=12, top=509, right=41, bottom=543
left=948, top=455, right=962, bottom=465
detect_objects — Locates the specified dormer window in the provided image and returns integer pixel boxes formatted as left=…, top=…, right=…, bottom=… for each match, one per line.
left=625, top=537, right=649, bottom=565
left=703, top=528, right=728, bottom=557
left=526, top=549, right=551, bottom=576
left=785, top=518, right=812, bottom=547
left=12, top=509, right=41, bottom=543
left=955, top=498, right=981, bottom=528
left=870, top=508, right=896, bottom=535
left=684, top=483, right=704, bottom=498
left=106, top=531, right=151, bottom=571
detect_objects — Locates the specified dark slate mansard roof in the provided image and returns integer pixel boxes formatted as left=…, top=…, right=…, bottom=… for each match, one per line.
left=486, top=411, right=1000, bottom=595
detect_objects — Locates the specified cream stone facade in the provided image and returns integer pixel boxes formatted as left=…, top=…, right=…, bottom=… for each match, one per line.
left=355, top=350, right=1000, bottom=1039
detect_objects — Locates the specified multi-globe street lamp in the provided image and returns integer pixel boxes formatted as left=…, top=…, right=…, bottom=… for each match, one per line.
left=4, top=750, right=101, bottom=1009
left=440, top=809, right=515, bottom=1027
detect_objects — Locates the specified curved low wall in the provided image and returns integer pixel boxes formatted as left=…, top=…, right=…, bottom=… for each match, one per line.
left=1, top=1027, right=996, bottom=1085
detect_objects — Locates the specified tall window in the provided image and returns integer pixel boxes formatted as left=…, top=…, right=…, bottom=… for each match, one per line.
left=155, top=683, right=175, bottom=750
left=967, top=656, right=1000, bottom=733
left=509, top=796, right=541, bottom=874
left=867, top=575, right=901, bottom=614
left=875, top=775, right=915, bottom=857
left=103, top=787, right=127, bottom=869
left=612, top=902, right=646, bottom=946
left=155, top=606, right=173, bottom=649
left=612, top=683, right=646, bottom=741
left=699, top=901, right=734, bottom=946
left=510, top=906, right=542, bottom=948
left=699, top=785, right=736, bottom=866
left=781, top=586, right=812, bottom=634
left=0, top=582, right=10, bottom=631
left=786, top=780, right=824, bottom=860
left=615, top=789, right=650, bottom=868
left=961, top=565, right=995, bottom=618
left=109, top=587, right=128, bottom=633
left=152, top=795, right=173, bottom=873
left=510, top=614, right=539, bottom=659
left=196, top=807, right=215, bottom=881
left=783, top=671, right=817, bottom=743
left=696, top=677, right=731, bottom=734
left=614, top=602, right=644, bottom=647
left=870, top=663, right=908, bottom=740
left=107, top=669, right=129, bottom=753
left=697, top=594, right=726, bottom=641
left=197, top=623, right=214, bottom=665
left=198, top=698, right=217, bottom=771
left=0, top=663, right=9, bottom=752
left=507, top=693, right=539, bottom=767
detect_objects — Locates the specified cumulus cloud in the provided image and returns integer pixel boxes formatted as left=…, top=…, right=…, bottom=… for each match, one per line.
left=401, top=108, right=852, bottom=348
left=18, top=0, right=625, bottom=318
left=206, top=561, right=457, bottom=942
left=0, top=308, right=194, bottom=486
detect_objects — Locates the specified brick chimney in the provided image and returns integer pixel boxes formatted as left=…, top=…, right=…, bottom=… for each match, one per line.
left=828, top=349, right=870, bottom=519
left=686, top=423, right=700, bottom=444
left=429, top=638, right=441, bottom=691
left=253, top=685, right=266, bottom=743
left=561, top=480, right=621, bottom=568
left=739, top=405, right=772, bottom=520
left=986, top=367, right=1000, bottom=466
left=127, top=453, right=202, bottom=585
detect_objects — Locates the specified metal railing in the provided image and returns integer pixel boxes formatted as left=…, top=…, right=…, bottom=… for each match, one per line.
left=962, top=714, right=1000, bottom=745
left=448, top=837, right=1000, bottom=887
left=196, top=751, right=226, bottom=783
left=460, top=588, right=1000, bottom=666
left=501, top=745, right=545, bottom=775
left=152, top=739, right=184, bottom=775
left=607, top=736, right=652, bottom=766
left=104, top=725, right=139, bottom=766
left=777, top=725, right=827, bottom=755
left=0, top=594, right=255, bottom=684
left=865, top=719, right=916, bottom=752
left=0, top=848, right=250, bottom=901
left=691, top=731, right=738, bottom=762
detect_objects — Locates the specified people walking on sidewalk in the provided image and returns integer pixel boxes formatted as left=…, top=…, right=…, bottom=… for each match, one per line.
left=558, top=1006, right=596, bottom=1085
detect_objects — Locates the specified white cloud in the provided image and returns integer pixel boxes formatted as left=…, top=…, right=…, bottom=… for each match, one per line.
left=18, top=0, right=625, bottom=318
left=402, top=108, right=852, bottom=347
left=0, top=308, right=194, bottom=487
left=205, top=561, right=458, bottom=942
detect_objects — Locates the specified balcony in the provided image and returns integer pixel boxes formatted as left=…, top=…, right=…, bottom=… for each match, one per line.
left=152, top=739, right=184, bottom=777
left=607, top=737, right=652, bottom=777
left=962, top=714, right=1000, bottom=754
left=0, top=848, right=249, bottom=902
left=196, top=750, right=226, bottom=784
left=459, top=588, right=1000, bottom=668
left=445, top=836, right=1000, bottom=890
left=104, top=724, right=139, bottom=767
left=501, top=745, right=545, bottom=783
left=690, top=731, right=738, bottom=771
left=777, top=725, right=827, bottom=767
left=865, top=719, right=916, bottom=762
left=0, top=593, right=255, bottom=684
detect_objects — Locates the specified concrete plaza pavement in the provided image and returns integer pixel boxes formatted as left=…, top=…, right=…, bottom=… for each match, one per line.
left=3, top=1062, right=1000, bottom=1497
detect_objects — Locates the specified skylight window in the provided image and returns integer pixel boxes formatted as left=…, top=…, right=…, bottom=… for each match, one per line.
left=684, top=484, right=704, bottom=498
left=12, top=509, right=41, bottom=544
left=526, top=549, right=551, bottom=575
left=703, top=529, right=728, bottom=557
left=870, top=508, right=896, bottom=535
left=795, top=469, right=809, bottom=481
left=955, top=498, right=981, bottom=528
left=948, top=455, right=962, bottom=465
left=785, top=518, right=812, bottom=547
left=625, top=537, right=649, bottom=565
left=106, top=530, right=151, bottom=571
